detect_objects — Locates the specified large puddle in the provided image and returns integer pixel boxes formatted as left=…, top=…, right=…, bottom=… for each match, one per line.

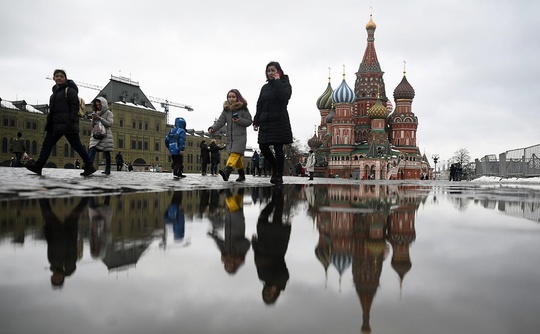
left=1, top=184, right=539, bottom=334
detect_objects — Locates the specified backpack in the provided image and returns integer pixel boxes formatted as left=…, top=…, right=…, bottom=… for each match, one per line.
left=64, top=87, right=86, bottom=118
left=92, top=120, right=106, bottom=140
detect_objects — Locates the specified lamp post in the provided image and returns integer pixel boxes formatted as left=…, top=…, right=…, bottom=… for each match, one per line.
left=432, top=154, right=439, bottom=180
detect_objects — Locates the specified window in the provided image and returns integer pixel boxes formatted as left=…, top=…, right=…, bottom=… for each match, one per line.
left=144, top=123, right=148, bottom=130
left=132, top=121, right=136, bottom=129
left=64, top=144, right=69, bottom=157
left=131, top=140, right=136, bottom=149
left=154, top=142, right=160, bottom=151
left=138, top=141, right=142, bottom=150
left=143, top=141, right=149, bottom=150
left=119, top=119, right=124, bottom=127
left=118, top=138, right=124, bottom=149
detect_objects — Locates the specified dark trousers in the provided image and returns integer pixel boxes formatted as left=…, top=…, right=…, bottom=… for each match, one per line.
left=116, top=163, right=123, bottom=171
left=210, top=162, right=219, bottom=175
left=88, top=147, right=111, bottom=172
left=37, top=132, right=91, bottom=166
left=201, top=159, right=209, bottom=175
left=171, top=154, right=184, bottom=176
left=13, top=152, right=23, bottom=167
left=259, top=144, right=284, bottom=174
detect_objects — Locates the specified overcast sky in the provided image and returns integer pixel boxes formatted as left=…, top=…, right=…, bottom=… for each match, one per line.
left=1, top=0, right=539, bottom=165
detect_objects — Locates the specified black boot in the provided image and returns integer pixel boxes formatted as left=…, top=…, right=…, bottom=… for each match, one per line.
left=80, top=164, right=97, bottom=177
left=236, top=168, right=246, bottom=182
left=26, top=159, right=44, bottom=176
left=270, top=170, right=283, bottom=185
left=219, top=166, right=233, bottom=181
left=102, top=166, right=111, bottom=175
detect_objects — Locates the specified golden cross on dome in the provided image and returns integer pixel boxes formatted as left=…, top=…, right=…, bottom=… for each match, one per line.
left=403, top=60, right=407, bottom=76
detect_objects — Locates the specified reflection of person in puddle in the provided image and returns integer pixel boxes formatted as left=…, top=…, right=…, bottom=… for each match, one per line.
left=40, top=197, right=89, bottom=288
left=208, top=188, right=250, bottom=274
left=88, top=196, right=112, bottom=259
left=164, top=191, right=185, bottom=242
left=252, top=187, right=291, bottom=304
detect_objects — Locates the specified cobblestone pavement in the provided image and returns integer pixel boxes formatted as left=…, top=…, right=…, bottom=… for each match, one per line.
left=1, top=166, right=539, bottom=200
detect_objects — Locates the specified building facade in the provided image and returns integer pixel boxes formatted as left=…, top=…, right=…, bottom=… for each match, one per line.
left=312, top=15, right=430, bottom=180
left=0, top=76, right=251, bottom=173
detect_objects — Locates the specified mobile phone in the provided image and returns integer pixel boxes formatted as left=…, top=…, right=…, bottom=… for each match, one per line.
left=232, top=112, right=239, bottom=119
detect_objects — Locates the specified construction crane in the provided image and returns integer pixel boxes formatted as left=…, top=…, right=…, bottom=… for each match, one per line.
left=45, top=75, right=193, bottom=123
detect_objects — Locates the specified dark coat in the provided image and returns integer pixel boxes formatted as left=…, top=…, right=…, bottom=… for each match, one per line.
left=209, top=142, right=224, bottom=164
left=47, top=80, right=81, bottom=134
left=200, top=142, right=210, bottom=163
left=254, top=75, right=293, bottom=144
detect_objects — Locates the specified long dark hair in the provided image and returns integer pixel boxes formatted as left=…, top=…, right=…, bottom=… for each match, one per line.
left=265, top=61, right=284, bottom=79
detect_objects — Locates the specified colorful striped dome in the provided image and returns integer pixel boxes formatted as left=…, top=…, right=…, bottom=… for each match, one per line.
left=316, top=81, right=333, bottom=110
left=332, top=78, right=356, bottom=104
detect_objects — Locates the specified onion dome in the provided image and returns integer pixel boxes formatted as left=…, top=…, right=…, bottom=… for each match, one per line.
left=367, top=98, right=388, bottom=119
left=316, top=80, right=333, bottom=110
left=366, top=15, right=376, bottom=30
left=393, top=74, right=415, bottom=100
left=308, top=133, right=323, bottom=150
left=332, top=78, right=356, bottom=104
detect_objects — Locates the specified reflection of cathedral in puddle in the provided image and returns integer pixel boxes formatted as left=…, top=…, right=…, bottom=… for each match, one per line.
left=311, top=185, right=424, bottom=333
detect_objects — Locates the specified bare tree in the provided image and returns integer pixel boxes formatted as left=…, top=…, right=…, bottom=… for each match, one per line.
left=451, top=148, right=471, bottom=165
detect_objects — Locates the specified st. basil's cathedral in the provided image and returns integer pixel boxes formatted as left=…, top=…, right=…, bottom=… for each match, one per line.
left=309, top=15, right=430, bottom=180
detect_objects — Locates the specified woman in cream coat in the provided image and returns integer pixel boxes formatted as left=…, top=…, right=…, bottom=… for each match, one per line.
left=87, top=97, right=114, bottom=174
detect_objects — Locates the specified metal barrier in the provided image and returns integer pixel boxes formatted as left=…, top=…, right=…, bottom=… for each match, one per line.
left=475, top=144, right=540, bottom=178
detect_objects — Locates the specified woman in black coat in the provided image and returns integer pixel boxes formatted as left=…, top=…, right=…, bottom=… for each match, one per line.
left=253, top=61, right=292, bottom=185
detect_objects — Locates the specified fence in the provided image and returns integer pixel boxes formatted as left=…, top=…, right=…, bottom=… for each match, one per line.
left=475, top=143, right=540, bottom=178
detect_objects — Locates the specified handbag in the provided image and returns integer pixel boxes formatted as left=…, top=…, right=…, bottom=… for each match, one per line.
left=92, top=120, right=106, bottom=140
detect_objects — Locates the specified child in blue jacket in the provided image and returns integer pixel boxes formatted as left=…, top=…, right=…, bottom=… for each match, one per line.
left=165, top=117, right=187, bottom=178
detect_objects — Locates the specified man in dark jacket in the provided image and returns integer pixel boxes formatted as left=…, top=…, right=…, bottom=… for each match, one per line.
left=26, top=69, right=96, bottom=176
left=9, top=132, right=27, bottom=167
left=200, top=140, right=210, bottom=176
left=115, top=152, right=124, bottom=171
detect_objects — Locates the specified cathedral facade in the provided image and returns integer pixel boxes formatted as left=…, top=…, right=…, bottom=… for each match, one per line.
left=311, top=15, right=430, bottom=180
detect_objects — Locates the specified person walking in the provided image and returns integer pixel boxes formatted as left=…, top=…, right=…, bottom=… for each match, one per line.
left=253, top=61, right=293, bottom=185
left=26, top=69, right=96, bottom=176
left=208, top=89, right=253, bottom=182
left=165, top=117, right=187, bottom=179
left=115, top=152, right=124, bottom=171
left=200, top=140, right=210, bottom=176
left=209, top=139, right=225, bottom=176
left=9, top=132, right=27, bottom=167
left=305, top=150, right=316, bottom=181
left=87, top=97, right=114, bottom=175
left=251, top=150, right=260, bottom=176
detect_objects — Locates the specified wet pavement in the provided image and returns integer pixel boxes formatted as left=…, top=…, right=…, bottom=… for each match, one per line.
left=1, top=167, right=540, bottom=334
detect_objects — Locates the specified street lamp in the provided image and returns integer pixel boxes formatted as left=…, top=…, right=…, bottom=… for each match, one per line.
left=432, top=154, right=439, bottom=180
